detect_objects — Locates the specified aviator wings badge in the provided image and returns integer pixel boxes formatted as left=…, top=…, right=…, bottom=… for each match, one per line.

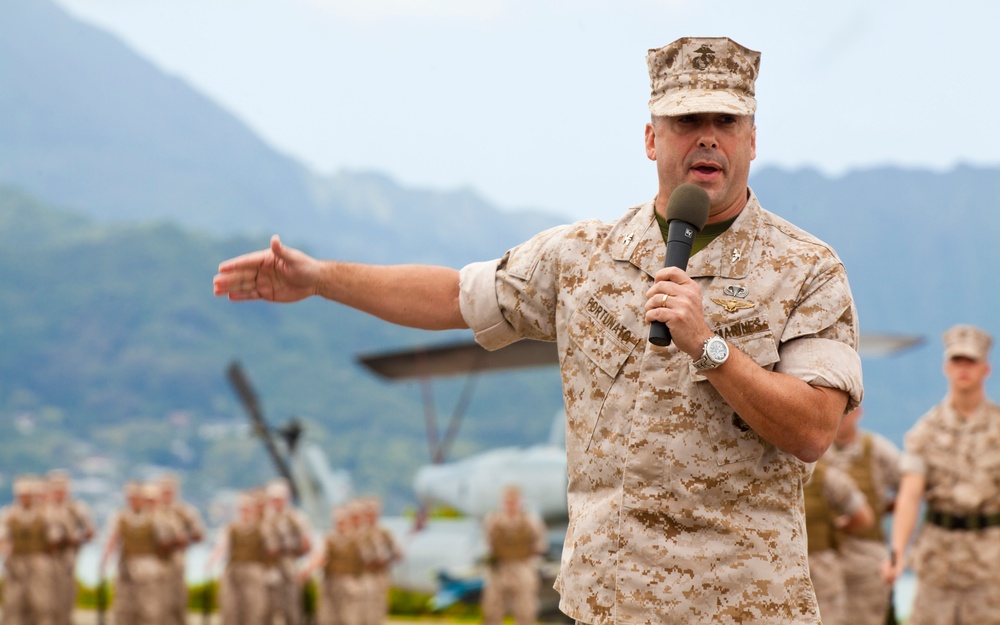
left=711, top=297, right=755, bottom=314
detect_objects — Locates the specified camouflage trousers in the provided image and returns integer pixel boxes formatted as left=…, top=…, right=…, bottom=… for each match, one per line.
left=808, top=550, right=846, bottom=625
left=907, top=581, right=1000, bottom=625
left=839, top=538, right=892, bottom=625
left=164, top=551, right=189, bottom=625
left=113, top=556, right=168, bottom=625
left=481, top=559, right=539, bottom=625
left=267, top=561, right=303, bottom=625
left=53, top=550, right=78, bottom=625
left=221, top=562, right=270, bottom=625
left=1, top=554, right=57, bottom=625
left=318, top=575, right=364, bottom=625
left=359, top=570, right=391, bottom=625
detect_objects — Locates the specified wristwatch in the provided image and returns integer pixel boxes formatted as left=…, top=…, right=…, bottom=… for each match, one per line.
left=693, top=335, right=730, bottom=371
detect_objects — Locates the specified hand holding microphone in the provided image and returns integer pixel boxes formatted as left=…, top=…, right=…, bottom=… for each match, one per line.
left=648, top=184, right=711, bottom=347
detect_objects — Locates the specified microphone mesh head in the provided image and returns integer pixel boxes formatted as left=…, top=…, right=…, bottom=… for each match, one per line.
left=665, top=183, right=710, bottom=230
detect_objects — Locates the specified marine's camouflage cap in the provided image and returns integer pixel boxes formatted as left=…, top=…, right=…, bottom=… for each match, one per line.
left=13, top=475, right=42, bottom=495
left=647, top=37, right=760, bottom=117
left=943, top=324, right=992, bottom=362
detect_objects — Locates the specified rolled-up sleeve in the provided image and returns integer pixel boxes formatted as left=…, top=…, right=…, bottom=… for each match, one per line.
left=776, top=336, right=864, bottom=411
left=459, top=259, right=519, bottom=351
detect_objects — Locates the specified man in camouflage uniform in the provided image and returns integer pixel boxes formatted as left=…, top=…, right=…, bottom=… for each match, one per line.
left=481, top=485, right=548, bottom=625
left=803, top=459, right=873, bottom=625
left=824, top=406, right=901, bottom=625
left=356, top=496, right=401, bottom=625
left=214, top=36, right=862, bottom=624
left=300, top=502, right=366, bottom=625
left=210, top=491, right=278, bottom=625
left=884, top=324, right=1000, bottom=624
left=157, top=474, right=205, bottom=625
left=261, top=479, right=312, bottom=625
left=46, top=470, right=96, bottom=625
left=0, top=475, right=62, bottom=625
left=100, top=481, right=174, bottom=625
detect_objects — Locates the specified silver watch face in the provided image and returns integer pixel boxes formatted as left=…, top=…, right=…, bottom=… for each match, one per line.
left=707, top=337, right=729, bottom=363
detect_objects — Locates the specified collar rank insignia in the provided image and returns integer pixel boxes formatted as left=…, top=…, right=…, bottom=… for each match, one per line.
left=711, top=297, right=755, bottom=313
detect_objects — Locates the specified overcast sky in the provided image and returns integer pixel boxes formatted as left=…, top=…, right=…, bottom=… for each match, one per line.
left=56, top=0, right=1000, bottom=221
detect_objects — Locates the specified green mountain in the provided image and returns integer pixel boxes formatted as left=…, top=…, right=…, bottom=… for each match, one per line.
left=0, top=187, right=564, bottom=512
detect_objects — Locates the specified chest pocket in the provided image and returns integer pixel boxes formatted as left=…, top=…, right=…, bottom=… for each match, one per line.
left=565, top=303, right=637, bottom=451
left=567, top=304, right=635, bottom=378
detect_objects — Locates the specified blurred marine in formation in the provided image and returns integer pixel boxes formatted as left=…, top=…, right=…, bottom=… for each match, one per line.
left=823, top=406, right=901, bottom=625
left=99, top=481, right=174, bottom=625
left=158, top=473, right=205, bottom=625
left=300, top=502, right=366, bottom=625
left=481, top=485, right=548, bottom=625
left=0, top=475, right=62, bottom=625
left=803, top=458, right=873, bottom=625
left=261, top=479, right=313, bottom=625
left=46, top=470, right=96, bottom=625
left=208, top=490, right=279, bottom=625
left=885, top=324, right=1000, bottom=625
left=357, top=496, right=402, bottom=625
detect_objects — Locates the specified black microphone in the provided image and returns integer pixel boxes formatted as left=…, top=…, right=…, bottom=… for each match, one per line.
left=648, top=183, right=711, bottom=347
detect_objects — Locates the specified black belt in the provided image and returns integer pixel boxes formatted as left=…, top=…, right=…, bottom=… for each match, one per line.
left=925, top=510, right=1000, bottom=531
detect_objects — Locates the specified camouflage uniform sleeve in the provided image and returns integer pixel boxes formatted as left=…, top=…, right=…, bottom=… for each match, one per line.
left=459, top=224, right=576, bottom=350
left=900, top=410, right=934, bottom=476
left=46, top=507, right=68, bottom=545
left=183, top=503, right=206, bottom=541
left=823, top=464, right=867, bottom=517
left=74, top=500, right=97, bottom=540
left=772, top=262, right=863, bottom=410
left=153, top=510, right=178, bottom=546
left=481, top=512, right=499, bottom=552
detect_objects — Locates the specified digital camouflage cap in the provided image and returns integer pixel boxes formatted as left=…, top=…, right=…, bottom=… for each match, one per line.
left=943, top=324, right=992, bottom=362
left=647, top=37, right=760, bottom=117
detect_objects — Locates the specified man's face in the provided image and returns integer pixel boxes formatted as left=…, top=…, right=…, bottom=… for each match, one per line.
left=945, top=356, right=991, bottom=392
left=645, top=113, right=756, bottom=222
left=503, top=490, right=522, bottom=514
left=50, top=485, right=68, bottom=503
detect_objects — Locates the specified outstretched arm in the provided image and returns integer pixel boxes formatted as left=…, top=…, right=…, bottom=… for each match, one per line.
left=213, top=235, right=468, bottom=331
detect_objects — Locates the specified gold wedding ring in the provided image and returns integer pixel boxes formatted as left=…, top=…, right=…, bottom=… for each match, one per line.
left=660, top=293, right=669, bottom=307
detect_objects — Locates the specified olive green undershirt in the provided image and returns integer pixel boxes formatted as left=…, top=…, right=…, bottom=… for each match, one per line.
left=654, top=212, right=737, bottom=255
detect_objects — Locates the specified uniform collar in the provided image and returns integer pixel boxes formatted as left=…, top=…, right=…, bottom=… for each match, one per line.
left=942, top=394, right=989, bottom=427
left=614, top=188, right=763, bottom=280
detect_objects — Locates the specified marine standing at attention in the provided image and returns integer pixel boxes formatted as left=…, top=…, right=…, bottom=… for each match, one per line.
left=46, top=470, right=96, bottom=625
left=100, top=482, right=173, bottom=625
left=481, top=485, right=548, bottom=625
left=823, top=406, right=901, bottom=625
left=802, top=458, right=873, bottom=625
left=158, top=473, right=205, bottom=625
left=883, top=324, right=1000, bottom=624
left=214, top=36, right=862, bottom=624
left=0, top=475, right=61, bottom=625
